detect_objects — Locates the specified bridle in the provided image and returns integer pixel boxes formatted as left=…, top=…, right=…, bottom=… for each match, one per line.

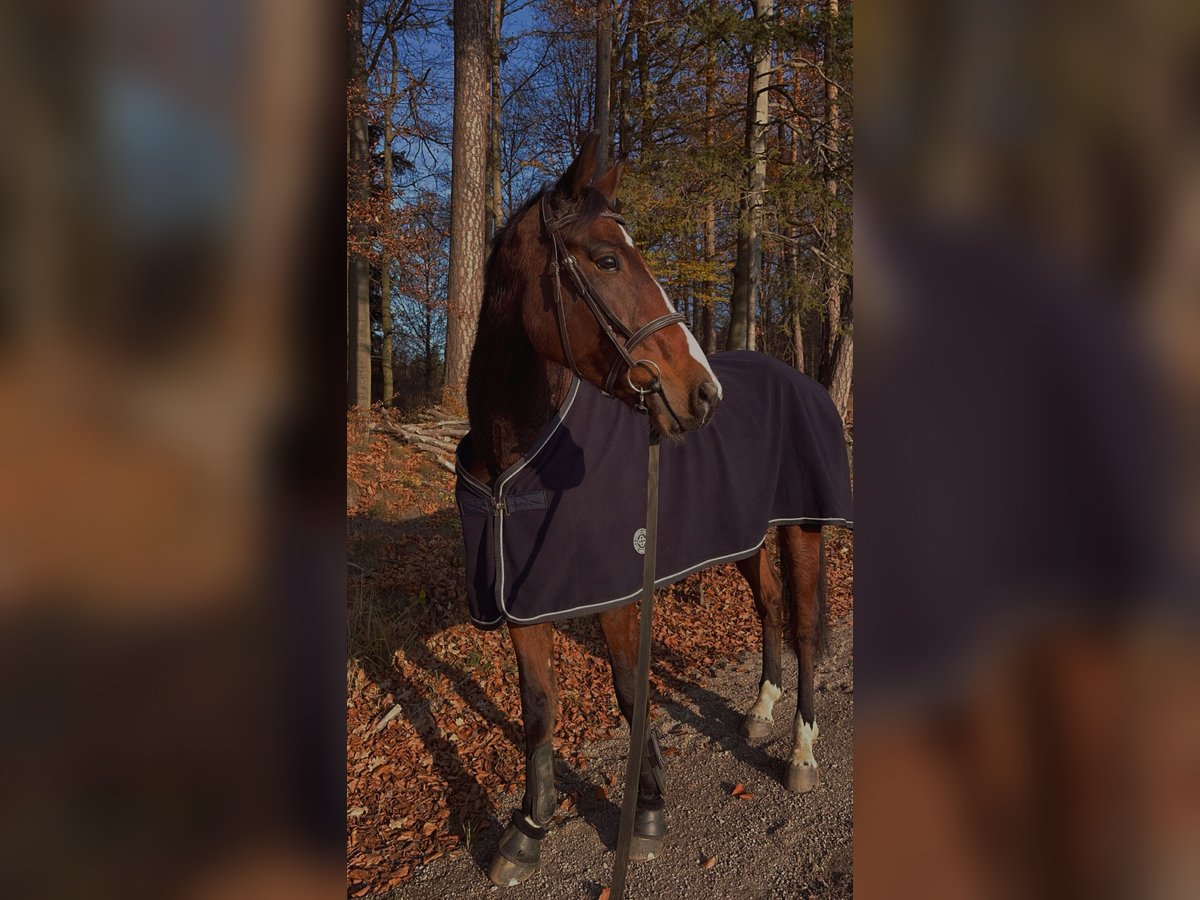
left=540, top=192, right=686, bottom=410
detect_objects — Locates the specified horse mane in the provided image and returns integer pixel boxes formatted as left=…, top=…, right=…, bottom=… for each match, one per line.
left=479, top=184, right=618, bottom=327
left=467, top=182, right=618, bottom=437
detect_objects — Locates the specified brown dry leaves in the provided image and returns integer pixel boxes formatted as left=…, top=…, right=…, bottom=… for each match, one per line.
left=345, top=407, right=853, bottom=895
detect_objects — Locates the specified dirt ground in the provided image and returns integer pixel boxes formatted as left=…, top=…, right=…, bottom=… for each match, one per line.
left=395, top=623, right=854, bottom=899
left=347, top=411, right=854, bottom=899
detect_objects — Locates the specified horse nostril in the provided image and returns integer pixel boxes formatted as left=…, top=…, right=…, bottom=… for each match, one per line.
left=693, top=380, right=720, bottom=422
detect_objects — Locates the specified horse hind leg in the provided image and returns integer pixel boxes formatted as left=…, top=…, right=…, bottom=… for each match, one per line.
left=489, top=622, right=558, bottom=887
left=779, top=524, right=824, bottom=793
left=598, top=603, right=668, bottom=862
left=736, top=545, right=786, bottom=742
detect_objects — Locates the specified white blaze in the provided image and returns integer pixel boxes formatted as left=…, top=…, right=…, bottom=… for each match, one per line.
left=654, top=282, right=723, bottom=399
left=790, top=718, right=819, bottom=769
left=747, top=680, right=782, bottom=722
left=620, top=224, right=724, bottom=400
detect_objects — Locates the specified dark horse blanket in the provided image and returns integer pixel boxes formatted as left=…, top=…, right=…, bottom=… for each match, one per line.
left=455, top=351, right=853, bottom=629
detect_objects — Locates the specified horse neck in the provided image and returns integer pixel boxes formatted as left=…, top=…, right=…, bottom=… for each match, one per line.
left=467, top=315, right=572, bottom=482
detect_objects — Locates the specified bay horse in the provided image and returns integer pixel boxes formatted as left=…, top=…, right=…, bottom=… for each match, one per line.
left=456, top=134, right=851, bottom=887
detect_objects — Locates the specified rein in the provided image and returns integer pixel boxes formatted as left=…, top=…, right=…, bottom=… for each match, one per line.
left=539, top=192, right=671, bottom=897
left=539, top=193, right=686, bottom=401
left=610, top=433, right=660, bottom=900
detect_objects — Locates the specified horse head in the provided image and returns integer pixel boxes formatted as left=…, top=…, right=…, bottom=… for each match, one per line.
left=518, top=134, right=722, bottom=437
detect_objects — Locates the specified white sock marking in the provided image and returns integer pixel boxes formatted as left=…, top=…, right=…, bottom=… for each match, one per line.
left=747, top=680, right=782, bottom=721
left=791, top=718, right=819, bottom=768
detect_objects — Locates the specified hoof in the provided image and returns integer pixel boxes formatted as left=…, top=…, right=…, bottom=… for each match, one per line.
left=784, top=763, right=820, bottom=793
left=487, top=816, right=545, bottom=887
left=630, top=806, right=667, bottom=862
left=488, top=852, right=538, bottom=887
left=740, top=714, right=772, bottom=742
left=629, top=832, right=665, bottom=862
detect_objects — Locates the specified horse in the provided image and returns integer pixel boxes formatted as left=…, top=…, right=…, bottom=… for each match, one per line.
left=454, top=133, right=852, bottom=887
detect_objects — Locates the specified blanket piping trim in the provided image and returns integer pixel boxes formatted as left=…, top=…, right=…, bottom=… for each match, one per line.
left=470, top=513, right=853, bottom=629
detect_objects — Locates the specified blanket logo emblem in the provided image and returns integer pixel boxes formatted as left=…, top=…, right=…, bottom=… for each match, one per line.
left=632, top=528, right=647, bottom=555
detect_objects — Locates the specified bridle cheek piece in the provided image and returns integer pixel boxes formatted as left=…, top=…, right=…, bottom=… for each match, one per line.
left=540, top=193, right=686, bottom=409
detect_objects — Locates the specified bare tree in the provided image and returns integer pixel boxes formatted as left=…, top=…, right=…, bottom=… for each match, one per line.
left=701, top=0, right=718, bottom=354
left=443, top=0, right=490, bottom=408
left=380, top=35, right=401, bottom=404
left=595, top=0, right=613, bottom=172
left=822, top=0, right=851, bottom=419
left=348, top=0, right=373, bottom=406
left=728, top=0, right=772, bottom=351
left=486, top=0, right=506, bottom=239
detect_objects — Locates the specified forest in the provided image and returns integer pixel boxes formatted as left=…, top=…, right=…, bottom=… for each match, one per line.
left=347, top=0, right=852, bottom=416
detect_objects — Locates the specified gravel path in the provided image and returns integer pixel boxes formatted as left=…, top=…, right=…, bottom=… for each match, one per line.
left=396, top=623, right=853, bottom=899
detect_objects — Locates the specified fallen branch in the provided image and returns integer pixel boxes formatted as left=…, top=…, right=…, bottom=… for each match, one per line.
left=411, top=445, right=455, bottom=474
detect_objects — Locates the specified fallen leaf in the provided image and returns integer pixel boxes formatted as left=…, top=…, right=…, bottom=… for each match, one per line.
left=730, top=783, right=746, bottom=796
left=599, top=888, right=611, bottom=900
left=702, top=856, right=717, bottom=869
left=738, top=792, right=754, bottom=801
left=344, top=412, right=855, bottom=896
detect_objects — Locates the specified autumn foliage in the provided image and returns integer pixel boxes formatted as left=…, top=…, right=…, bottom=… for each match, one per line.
left=345, top=408, right=852, bottom=894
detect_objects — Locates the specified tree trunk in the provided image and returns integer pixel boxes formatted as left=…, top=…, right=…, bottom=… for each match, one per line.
left=829, top=321, right=852, bottom=423
left=728, top=0, right=772, bottom=352
left=616, top=19, right=632, bottom=157
left=729, top=229, right=749, bottom=350
left=443, top=0, right=490, bottom=409
left=595, top=0, right=613, bottom=172
left=823, top=0, right=842, bottom=376
left=701, top=7, right=717, bottom=355
left=787, top=66, right=803, bottom=371
left=347, top=0, right=372, bottom=407
left=486, top=0, right=505, bottom=239
left=634, top=3, right=651, bottom=151
left=380, top=44, right=398, bottom=405
left=821, top=0, right=849, bottom=419
left=424, top=273, right=435, bottom=395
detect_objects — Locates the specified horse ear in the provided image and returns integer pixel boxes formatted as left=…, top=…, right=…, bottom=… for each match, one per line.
left=557, top=132, right=599, bottom=198
left=593, top=161, right=623, bottom=203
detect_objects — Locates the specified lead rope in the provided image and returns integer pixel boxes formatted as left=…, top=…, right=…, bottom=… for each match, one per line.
left=610, top=427, right=660, bottom=900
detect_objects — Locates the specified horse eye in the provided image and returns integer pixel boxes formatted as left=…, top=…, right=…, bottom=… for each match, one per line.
left=596, top=255, right=619, bottom=271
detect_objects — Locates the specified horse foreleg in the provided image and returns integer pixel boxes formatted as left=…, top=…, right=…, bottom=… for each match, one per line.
left=489, top=622, right=558, bottom=887
left=598, top=603, right=668, bottom=861
left=779, top=524, right=824, bottom=792
left=736, top=546, right=786, bottom=742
